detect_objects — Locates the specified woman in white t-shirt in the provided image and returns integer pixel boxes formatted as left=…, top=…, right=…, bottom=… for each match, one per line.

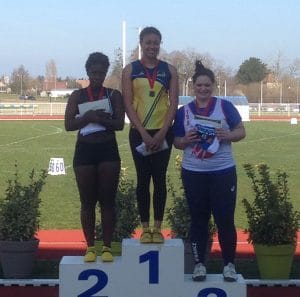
left=173, top=60, right=246, bottom=282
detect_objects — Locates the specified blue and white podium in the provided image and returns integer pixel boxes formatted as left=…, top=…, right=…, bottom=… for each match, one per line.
left=59, top=239, right=246, bottom=297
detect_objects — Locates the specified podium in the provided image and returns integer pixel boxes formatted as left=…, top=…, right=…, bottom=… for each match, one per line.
left=59, top=239, right=246, bottom=297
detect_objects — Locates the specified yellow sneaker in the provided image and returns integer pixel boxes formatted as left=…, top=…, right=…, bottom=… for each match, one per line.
left=152, top=228, right=164, bottom=243
left=101, top=246, right=113, bottom=262
left=84, top=246, right=96, bottom=262
left=140, top=228, right=152, bottom=243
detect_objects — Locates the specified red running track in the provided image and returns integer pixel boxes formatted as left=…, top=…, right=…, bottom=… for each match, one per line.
left=36, top=229, right=300, bottom=259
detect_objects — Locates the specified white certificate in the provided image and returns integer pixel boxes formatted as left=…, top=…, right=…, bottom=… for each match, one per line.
left=78, top=98, right=112, bottom=115
left=78, top=98, right=112, bottom=135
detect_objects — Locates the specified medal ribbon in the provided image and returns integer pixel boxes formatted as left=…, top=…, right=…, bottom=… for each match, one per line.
left=140, top=59, right=159, bottom=90
left=87, top=86, right=105, bottom=102
left=194, top=97, right=213, bottom=116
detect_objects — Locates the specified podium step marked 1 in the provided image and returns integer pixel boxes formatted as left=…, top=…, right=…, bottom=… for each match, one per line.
left=59, top=239, right=246, bottom=297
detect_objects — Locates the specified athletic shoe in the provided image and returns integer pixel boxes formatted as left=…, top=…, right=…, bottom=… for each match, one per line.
left=84, top=246, right=96, bottom=262
left=223, top=262, right=238, bottom=282
left=152, top=227, right=164, bottom=244
left=101, top=246, right=113, bottom=262
left=192, top=263, right=206, bottom=281
left=140, top=227, right=152, bottom=243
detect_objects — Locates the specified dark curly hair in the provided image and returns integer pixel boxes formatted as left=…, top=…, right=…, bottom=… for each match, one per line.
left=85, top=52, right=110, bottom=72
left=139, top=26, right=162, bottom=43
left=192, top=60, right=215, bottom=84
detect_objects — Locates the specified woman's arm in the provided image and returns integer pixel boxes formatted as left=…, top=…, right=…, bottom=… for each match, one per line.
left=96, top=89, right=125, bottom=131
left=152, top=64, right=179, bottom=148
left=64, top=90, right=96, bottom=131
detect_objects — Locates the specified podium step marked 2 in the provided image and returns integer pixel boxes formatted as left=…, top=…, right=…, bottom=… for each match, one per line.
left=59, top=239, right=246, bottom=297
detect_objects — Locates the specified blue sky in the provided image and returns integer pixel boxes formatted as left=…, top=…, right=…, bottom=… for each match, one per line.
left=1, top=0, right=299, bottom=78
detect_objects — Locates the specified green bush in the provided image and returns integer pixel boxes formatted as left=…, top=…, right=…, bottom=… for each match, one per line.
left=95, top=167, right=139, bottom=242
left=242, top=163, right=300, bottom=245
left=0, top=163, right=47, bottom=241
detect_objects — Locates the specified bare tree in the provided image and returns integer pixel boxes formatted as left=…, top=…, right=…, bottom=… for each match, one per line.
left=10, top=65, right=30, bottom=94
left=45, top=59, right=57, bottom=90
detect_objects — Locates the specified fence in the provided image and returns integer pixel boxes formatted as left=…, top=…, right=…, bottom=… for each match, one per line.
left=0, top=102, right=299, bottom=118
left=0, top=102, right=66, bottom=116
left=250, top=103, right=300, bottom=117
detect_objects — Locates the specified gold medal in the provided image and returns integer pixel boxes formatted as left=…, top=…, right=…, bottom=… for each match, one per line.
left=149, top=90, right=155, bottom=97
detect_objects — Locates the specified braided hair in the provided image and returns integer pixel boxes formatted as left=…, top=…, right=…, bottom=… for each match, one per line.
left=85, top=52, right=110, bottom=72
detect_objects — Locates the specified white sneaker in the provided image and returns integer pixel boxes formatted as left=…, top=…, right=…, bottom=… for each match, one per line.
left=192, top=263, right=206, bottom=281
left=223, top=262, right=238, bottom=282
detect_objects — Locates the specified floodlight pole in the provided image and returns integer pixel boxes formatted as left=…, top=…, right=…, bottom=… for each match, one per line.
left=138, top=27, right=142, bottom=60
left=122, top=21, right=126, bottom=68
left=260, top=81, right=263, bottom=105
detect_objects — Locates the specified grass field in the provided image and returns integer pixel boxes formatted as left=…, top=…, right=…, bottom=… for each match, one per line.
left=0, top=120, right=299, bottom=229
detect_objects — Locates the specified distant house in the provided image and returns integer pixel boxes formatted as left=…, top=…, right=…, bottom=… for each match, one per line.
left=76, top=79, right=89, bottom=88
left=0, top=81, right=7, bottom=93
left=49, top=89, right=77, bottom=98
left=42, top=81, right=67, bottom=92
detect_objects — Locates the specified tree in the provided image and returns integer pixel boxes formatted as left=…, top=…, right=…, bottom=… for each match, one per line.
left=9, top=65, right=30, bottom=94
left=45, top=59, right=57, bottom=89
left=105, top=48, right=123, bottom=90
left=236, top=57, right=268, bottom=84
left=167, top=49, right=215, bottom=95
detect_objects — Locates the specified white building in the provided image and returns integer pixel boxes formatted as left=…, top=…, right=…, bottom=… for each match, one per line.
left=50, top=89, right=77, bottom=98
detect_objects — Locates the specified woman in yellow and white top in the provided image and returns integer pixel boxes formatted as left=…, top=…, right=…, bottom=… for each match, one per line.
left=122, top=26, right=178, bottom=244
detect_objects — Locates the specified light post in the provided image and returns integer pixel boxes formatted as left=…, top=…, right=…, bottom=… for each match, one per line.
left=185, top=77, right=192, bottom=96
left=217, top=76, right=221, bottom=96
left=280, top=82, right=283, bottom=104
left=297, top=81, right=299, bottom=104
left=138, top=27, right=141, bottom=60
left=260, top=81, right=263, bottom=105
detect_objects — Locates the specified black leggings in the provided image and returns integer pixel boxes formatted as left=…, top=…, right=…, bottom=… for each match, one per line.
left=129, top=128, right=173, bottom=223
left=182, top=167, right=237, bottom=265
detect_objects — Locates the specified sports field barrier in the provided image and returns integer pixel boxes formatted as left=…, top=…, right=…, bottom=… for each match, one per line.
left=0, top=102, right=299, bottom=118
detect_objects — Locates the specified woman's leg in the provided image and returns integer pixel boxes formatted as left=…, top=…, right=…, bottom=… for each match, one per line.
left=129, top=128, right=152, bottom=226
left=182, top=169, right=210, bottom=264
left=151, top=146, right=172, bottom=228
left=74, top=165, right=98, bottom=247
left=97, top=161, right=120, bottom=247
left=210, top=168, right=237, bottom=265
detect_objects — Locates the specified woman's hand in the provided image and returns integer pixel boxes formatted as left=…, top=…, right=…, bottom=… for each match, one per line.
left=215, top=128, right=231, bottom=141
left=84, top=109, right=111, bottom=123
left=174, top=129, right=200, bottom=150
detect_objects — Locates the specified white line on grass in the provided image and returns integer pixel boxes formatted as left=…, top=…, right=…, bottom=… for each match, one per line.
left=239, top=131, right=300, bottom=144
left=0, top=126, right=62, bottom=147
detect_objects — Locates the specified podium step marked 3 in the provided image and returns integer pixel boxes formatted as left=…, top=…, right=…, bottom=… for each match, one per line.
left=59, top=239, right=246, bottom=297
